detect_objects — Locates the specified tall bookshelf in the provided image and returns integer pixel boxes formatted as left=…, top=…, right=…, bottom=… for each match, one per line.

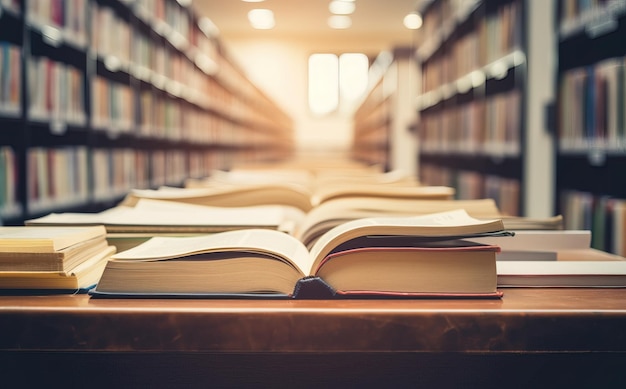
left=0, top=0, right=294, bottom=225
left=351, top=52, right=394, bottom=168
left=414, top=0, right=554, bottom=217
left=351, top=47, right=419, bottom=174
left=555, top=0, right=626, bottom=256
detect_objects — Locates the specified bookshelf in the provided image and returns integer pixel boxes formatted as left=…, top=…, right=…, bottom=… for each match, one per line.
left=351, top=47, right=418, bottom=174
left=414, top=0, right=553, bottom=217
left=351, top=53, right=393, bottom=168
left=555, top=0, right=626, bottom=256
left=0, top=0, right=294, bottom=225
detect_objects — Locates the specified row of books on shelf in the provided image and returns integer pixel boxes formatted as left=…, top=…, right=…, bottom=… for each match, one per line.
left=559, top=0, right=626, bottom=38
left=134, top=0, right=195, bottom=52
left=419, top=89, right=521, bottom=157
left=24, top=0, right=199, bottom=57
left=26, top=147, right=89, bottom=215
left=418, top=2, right=522, bottom=91
left=418, top=0, right=522, bottom=75
left=21, top=0, right=289, bottom=135
left=559, top=55, right=626, bottom=153
left=420, top=163, right=520, bottom=217
left=95, top=1, right=286, bottom=130
left=26, top=0, right=88, bottom=49
left=0, top=146, right=18, bottom=219
left=1, top=161, right=624, bottom=298
left=27, top=56, right=86, bottom=127
left=417, top=49, right=525, bottom=111
left=91, top=148, right=207, bottom=202
left=21, top=147, right=230, bottom=214
left=560, top=189, right=626, bottom=257
left=0, top=41, right=20, bottom=117
left=1, top=144, right=277, bottom=223
left=34, top=70, right=286, bottom=144
left=417, top=0, right=478, bottom=61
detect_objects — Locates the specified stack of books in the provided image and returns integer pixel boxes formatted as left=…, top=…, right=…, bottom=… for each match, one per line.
left=0, top=226, right=115, bottom=293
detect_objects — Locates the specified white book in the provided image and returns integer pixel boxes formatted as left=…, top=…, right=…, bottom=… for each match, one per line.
left=497, top=258, right=626, bottom=288
left=469, top=230, right=591, bottom=253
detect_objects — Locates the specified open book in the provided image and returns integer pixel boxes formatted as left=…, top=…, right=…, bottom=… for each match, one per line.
left=91, top=210, right=508, bottom=299
left=119, top=182, right=455, bottom=213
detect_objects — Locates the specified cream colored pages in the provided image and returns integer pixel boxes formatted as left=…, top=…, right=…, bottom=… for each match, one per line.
left=0, top=226, right=107, bottom=253
left=127, top=199, right=305, bottom=228
left=110, top=229, right=314, bottom=277
left=27, top=200, right=305, bottom=230
left=308, top=209, right=504, bottom=272
left=123, top=183, right=314, bottom=212
left=310, top=185, right=455, bottom=206
left=294, top=197, right=502, bottom=241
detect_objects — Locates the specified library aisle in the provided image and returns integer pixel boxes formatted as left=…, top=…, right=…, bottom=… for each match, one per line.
left=1, top=0, right=626, bottom=256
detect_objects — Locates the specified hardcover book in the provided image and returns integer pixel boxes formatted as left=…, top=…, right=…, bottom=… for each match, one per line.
left=91, top=209, right=509, bottom=299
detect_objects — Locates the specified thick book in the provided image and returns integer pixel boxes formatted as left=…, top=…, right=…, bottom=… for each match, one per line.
left=0, top=236, right=110, bottom=272
left=91, top=210, right=507, bottom=299
left=0, top=245, right=115, bottom=291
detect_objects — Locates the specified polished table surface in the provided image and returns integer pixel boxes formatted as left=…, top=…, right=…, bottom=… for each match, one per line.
left=2, top=288, right=626, bottom=387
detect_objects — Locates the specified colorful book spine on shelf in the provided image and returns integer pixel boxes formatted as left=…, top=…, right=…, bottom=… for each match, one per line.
left=93, top=149, right=150, bottom=202
left=420, top=164, right=521, bottom=217
left=26, top=147, right=89, bottom=214
left=0, top=146, right=19, bottom=218
left=91, top=3, right=131, bottom=69
left=561, top=190, right=626, bottom=256
left=26, top=0, right=87, bottom=48
left=91, top=77, right=134, bottom=134
left=28, top=57, right=85, bottom=127
left=559, top=57, right=626, bottom=153
left=0, top=42, right=21, bottom=116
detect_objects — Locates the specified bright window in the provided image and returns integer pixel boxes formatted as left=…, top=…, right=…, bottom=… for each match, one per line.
left=308, top=52, right=368, bottom=116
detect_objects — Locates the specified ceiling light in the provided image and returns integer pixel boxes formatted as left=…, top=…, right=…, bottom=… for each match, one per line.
left=248, top=9, right=275, bottom=30
left=328, top=15, right=352, bottom=29
left=403, top=12, right=423, bottom=30
left=329, top=1, right=355, bottom=15
left=242, top=0, right=265, bottom=3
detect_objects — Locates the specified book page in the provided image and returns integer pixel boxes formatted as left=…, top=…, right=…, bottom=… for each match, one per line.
left=311, top=185, right=454, bottom=206
left=27, top=200, right=306, bottom=232
left=124, top=183, right=314, bottom=212
left=294, top=197, right=502, bottom=241
left=308, top=209, right=504, bottom=272
left=111, top=229, right=314, bottom=276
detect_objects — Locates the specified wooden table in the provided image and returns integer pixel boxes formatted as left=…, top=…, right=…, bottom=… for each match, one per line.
left=2, top=288, right=626, bottom=388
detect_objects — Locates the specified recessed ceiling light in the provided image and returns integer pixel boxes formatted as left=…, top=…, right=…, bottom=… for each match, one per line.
left=329, top=0, right=355, bottom=15
left=403, top=12, right=423, bottom=30
left=328, top=15, right=352, bottom=29
left=248, top=9, right=275, bottom=29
